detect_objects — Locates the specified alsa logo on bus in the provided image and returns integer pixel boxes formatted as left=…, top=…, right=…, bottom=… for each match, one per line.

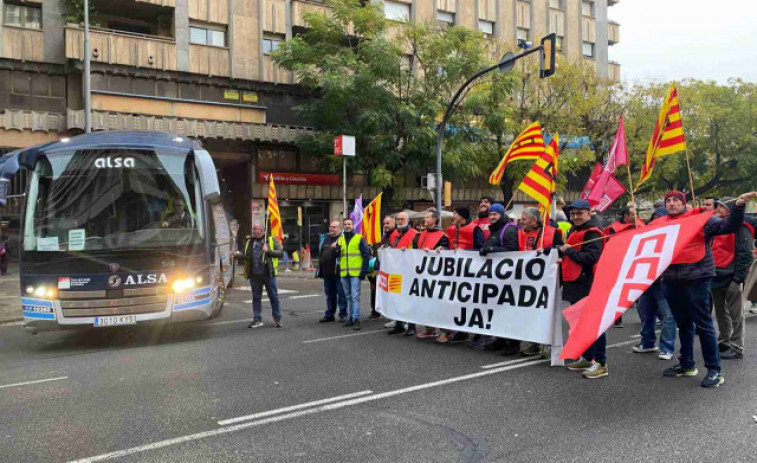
left=125, top=274, right=168, bottom=286
left=94, top=157, right=135, bottom=168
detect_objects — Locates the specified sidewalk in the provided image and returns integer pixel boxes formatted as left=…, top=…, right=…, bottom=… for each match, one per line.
left=0, top=263, right=21, bottom=324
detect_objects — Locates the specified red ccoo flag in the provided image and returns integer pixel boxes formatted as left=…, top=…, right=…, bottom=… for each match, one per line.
left=561, top=210, right=716, bottom=360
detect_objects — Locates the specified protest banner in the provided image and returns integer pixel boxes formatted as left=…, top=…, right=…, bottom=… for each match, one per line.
left=377, top=249, right=563, bottom=365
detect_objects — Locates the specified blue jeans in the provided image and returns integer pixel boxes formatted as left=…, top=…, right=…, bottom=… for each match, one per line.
left=340, top=276, right=362, bottom=321
left=663, top=278, right=720, bottom=372
left=250, top=276, right=281, bottom=322
left=581, top=333, right=607, bottom=365
left=638, top=280, right=677, bottom=354
left=323, top=274, right=348, bottom=319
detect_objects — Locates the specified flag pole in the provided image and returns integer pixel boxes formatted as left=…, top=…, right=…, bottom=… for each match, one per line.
left=624, top=161, right=638, bottom=228
left=684, top=147, right=697, bottom=204
left=538, top=206, right=548, bottom=249
left=262, top=209, right=269, bottom=265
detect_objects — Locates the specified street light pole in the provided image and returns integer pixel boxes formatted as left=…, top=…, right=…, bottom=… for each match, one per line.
left=434, top=36, right=554, bottom=213
left=83, top=0, right=92, bottom=133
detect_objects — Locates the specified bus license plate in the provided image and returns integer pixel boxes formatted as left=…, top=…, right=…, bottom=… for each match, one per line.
left=94, top=315, right=137, bottom=327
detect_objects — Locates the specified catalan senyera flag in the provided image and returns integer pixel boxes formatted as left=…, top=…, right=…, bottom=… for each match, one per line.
left=267, top=175, right=284, bottom=242
left=488, top=122, right=545, bottom=185
left=518, top=133, right=559, bottom=212
left=637, top=85, right=687, bottom=187
left=361, top=193, right=383, bottom=245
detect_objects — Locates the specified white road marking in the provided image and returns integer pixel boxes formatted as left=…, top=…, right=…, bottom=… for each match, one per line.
left=243, top=299, right=269, bottom=304
left=67, top=359, right=546, bottom=463
left=289, top=294, right=319, bottom=300
left=302, top=329, right=385, bottom=343
left=0, top=295, right=20, bottom=299
left=0, top=376, right=69, bottom=390
left=205, top=319, right=252, bottom=327
left=233, top=288, right=297, bottom=294
left=479, top=357, right=543, bottom=369
left=218, top=390, right=373, bottom=426
left=607, top=339, right=641, bottom=349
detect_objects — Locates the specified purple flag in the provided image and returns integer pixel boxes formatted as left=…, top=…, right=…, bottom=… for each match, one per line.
left=350, top=195, right=364, bottom=234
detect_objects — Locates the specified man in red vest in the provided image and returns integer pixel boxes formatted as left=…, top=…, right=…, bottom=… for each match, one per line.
left=471, top=196, right=495, bottom=240
left=437, top=207, right=485, bottom=344
left=517, top=207, right=564, bottom=357
left=560, top=199, right=607, bottom=379
left=386, top=211, right=419, bottom=335
left=654, top=190, right=756, bottom=388
left=604, top=206, right=644, bottom=328
left=446, top=207, right=486, bottom=252
left=413, top=210, right=450, bottom=339
left=518, top=207, right=563, bottom=252
left=711, top=199, right=754, bottom=360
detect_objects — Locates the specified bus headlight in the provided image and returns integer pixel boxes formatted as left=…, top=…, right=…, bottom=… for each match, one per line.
left=26, top=286, right=56, bottom=300
left=171, top=278, right=196, bottom=293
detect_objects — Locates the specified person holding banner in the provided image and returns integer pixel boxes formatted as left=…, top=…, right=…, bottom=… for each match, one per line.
left=334, top=218, right=371, bottom=331
left=387, top=212, right=419, bottom=335
left=369, top=216, right=396, bottom=321
left=436, top=207, right=485, bottom=344
left=412, top=210, right=450, bottom=340
left=560, top=199, right=607, bottom=379
left=474, top=203, right=519, bottom=353
left=653, top=190, right=757, bottom=388
left=518, top=207, right=564, bottom=357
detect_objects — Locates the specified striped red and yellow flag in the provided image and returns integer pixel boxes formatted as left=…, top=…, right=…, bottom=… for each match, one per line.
left=638, top=85, right=687, bottom=187
left=361, top=193, right=383, bottom=245
left=488, top=122, right=545, bottom=185
left=518, top=133, right=559, bottom=212
left=267, top=175, right=284, bottom=241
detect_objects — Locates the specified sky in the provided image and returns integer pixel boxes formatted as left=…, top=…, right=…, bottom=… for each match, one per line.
left=609, top=0, right=757, bottom=84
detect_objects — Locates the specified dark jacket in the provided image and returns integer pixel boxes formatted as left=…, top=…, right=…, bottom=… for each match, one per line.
left=318, top=234, right=341, bottom=277
left=412, top=226, right=450, bottom=250
left=244, top=236, right=284, bottom=278
left=334, top=231, right=372, bottom=277
left=712, top=224, right=753, bottom=288
left=661, top=204, right=746, bottom=281
left=562, top=217, right=603, bottom=303
left=484, top=219, right=519, bottom=253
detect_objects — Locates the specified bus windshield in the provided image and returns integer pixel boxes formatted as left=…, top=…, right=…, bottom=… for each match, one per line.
left=23, top=147, right=204, bottom=252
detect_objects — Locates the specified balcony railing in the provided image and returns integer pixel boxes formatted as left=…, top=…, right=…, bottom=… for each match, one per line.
left=135, top=0, right=176, bottom=6
left=189, top=44, right=230, bottom=77
left=65, top=24, right=177, bottom=71
left=1, top=26, right=43, bottom=62
left=608, top=21, right=620, bottom=45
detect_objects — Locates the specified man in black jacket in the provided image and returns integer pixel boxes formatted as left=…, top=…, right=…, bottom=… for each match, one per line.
left=475, top=203, right=519, bottom=354
left=318, top=221, right=348, bottom=323
left=244, top=223, right=285, bottom=328
left=480, top=203, right=518, bottom=255
left=561, top=200, right=606, bottom=379
left=655, top=190, right=757, bottom=388
left=711, top=200, right=754, bottom=359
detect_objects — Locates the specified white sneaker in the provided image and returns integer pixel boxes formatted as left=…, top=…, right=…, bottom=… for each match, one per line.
left=384, top=320, right=396, bottom=329
left=632, top=344, right=658, bottom=353
left=658, top=352, right=674, bottom=360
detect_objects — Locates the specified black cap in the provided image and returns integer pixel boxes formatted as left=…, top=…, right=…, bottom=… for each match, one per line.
left=455, top=207, right=470, bottom=221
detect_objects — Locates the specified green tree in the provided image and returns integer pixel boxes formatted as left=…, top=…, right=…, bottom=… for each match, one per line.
left=623, top=79, right=757, bottom=199
left=274, top=0, right=504, bottom=207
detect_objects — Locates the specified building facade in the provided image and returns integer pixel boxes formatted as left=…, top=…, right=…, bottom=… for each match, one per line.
left=0, top=0, right=619, bottom=253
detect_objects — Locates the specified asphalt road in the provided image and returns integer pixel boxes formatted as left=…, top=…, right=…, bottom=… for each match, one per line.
left=2, top=276, right=757, bottom=463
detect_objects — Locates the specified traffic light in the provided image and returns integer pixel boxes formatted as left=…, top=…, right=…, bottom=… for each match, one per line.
left=540, top=33, right=556, bottom=78
left=444, top=181, right=452, bottom=207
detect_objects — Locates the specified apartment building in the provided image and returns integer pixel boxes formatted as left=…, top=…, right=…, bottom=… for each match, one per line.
left=0, top=0, right=619, bottom=248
